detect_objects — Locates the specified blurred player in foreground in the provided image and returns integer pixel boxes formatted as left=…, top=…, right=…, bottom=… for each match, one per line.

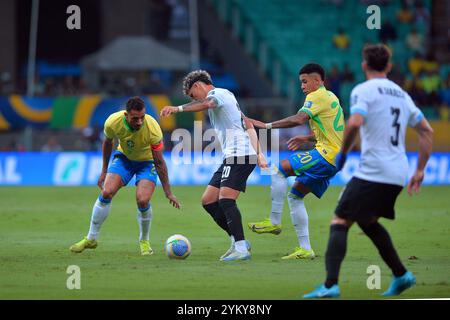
left=304, top=44, right=433, bottom=298
left=70, top=97, right=180, bottom=255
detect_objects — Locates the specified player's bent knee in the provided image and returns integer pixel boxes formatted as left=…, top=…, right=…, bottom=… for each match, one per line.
left=331, top=215, right=352, bottom=227
left=136, top=199, right=150, bottom=209
left=101, top=189, right=115, bottom=200
left=201, top=194, right=216, bottom=206
left=201, top=186, right=220, bottom=206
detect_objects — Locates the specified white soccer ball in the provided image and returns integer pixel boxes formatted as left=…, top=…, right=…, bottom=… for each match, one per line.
left=165, top=234, right=191, bottom=260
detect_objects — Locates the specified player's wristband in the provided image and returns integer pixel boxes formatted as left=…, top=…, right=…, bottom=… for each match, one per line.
left=178, top=105, right=184, bottom=112
left=265, top=123, right=272, bottom=130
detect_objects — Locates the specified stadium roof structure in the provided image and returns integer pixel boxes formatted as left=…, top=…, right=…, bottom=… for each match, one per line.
left=81, top=36, right=191, bottom=71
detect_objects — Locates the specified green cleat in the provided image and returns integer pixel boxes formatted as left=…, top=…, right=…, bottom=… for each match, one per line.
left=70, top=237, right=98, bottom=253
left=139, top=240, right=154, bottom=256
left=248, top=218, right=282, bottom=235
left=281, top=247, right=315, bottom=260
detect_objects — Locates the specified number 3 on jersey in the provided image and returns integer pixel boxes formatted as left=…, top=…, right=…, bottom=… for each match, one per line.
left=390, top=107, right=400, bottom=146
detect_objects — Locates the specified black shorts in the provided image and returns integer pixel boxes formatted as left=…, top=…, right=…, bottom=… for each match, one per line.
left=335, top=177, right=403, bottom=223
left=208, top=156, right=257, bottom=192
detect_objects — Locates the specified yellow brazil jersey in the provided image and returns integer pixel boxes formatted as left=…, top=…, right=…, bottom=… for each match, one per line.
left=298, top=86, right=344, bottom=165
left=103, top=111, right=163, bottom=161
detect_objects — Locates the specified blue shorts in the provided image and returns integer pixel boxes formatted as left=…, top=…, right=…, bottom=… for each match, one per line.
left=107, top=151, right=158, bottom=186
left=280, top=149, right=337, bottom=198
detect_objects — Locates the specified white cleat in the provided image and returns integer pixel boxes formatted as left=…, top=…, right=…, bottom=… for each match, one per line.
left=220, top=249, right=251, bottom=261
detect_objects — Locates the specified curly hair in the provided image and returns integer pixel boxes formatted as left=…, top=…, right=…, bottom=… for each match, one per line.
left=299, top=63, right=325, bottom=81
left=182, top=70, right=213, bottom=96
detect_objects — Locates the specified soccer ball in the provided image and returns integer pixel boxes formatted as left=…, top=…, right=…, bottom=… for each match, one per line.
left=165, top=234, right=191, bottom=260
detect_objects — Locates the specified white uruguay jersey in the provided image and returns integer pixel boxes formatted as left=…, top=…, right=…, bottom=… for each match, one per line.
left=350, top=78, right=424, bottom=186
left=206, top=88, right=256, bottom=158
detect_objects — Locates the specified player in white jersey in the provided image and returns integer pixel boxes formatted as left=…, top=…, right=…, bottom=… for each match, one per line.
left=160, top=70, right=268, bottom=261
left=304, top=44, right=433, bottom=298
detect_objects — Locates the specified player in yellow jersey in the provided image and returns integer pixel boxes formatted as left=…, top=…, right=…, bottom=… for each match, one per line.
left=70, top=97, right=180, bottom=255
left=247, top=63, right=344, bottom=259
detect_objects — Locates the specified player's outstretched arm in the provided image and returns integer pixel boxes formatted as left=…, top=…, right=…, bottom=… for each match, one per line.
left=98, top=138, right=114, bottom=189
left=160, top=97, right=219, bottom=117
left=152, top=149, right=181, bottom=209
left=408, top=118, right=433, bottom=196
left=248, top=112, right=310, bottom=129
left=242, top=114, right=268, bottom=169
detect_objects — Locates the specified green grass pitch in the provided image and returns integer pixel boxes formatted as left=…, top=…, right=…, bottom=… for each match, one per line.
left=0, top=185, right=449, bottom=299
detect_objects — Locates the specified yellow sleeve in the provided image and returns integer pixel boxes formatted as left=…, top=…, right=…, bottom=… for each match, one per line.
left=103, top=115, right=116, bottom=140
left=148, top=116, right=163, bottom=146
left=298, top=92, right=323, bottom=118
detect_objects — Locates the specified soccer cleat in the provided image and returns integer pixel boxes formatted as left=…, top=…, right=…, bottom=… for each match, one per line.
left=303, top=284, right=341, bottom=299
left=382, top=271, right=416, bottom=296
left=220, top=249, right=251, bottom=261
left=70, top=237, right=98, bottom=253
left=139, top=240, right=154, bottom=256
left=220, top=240, right=251, bottom=260
left=248, top=218, right=282, bottom=235
left=281, top=247, right=315, bottom=260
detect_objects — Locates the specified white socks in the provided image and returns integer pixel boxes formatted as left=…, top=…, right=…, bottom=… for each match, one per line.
left=287, top=193, right=311, bottom=251
left=270, top=170, right=288, bottom=225
left=87, top=197, right=112, bottom=240
left=137, top=205, right=152, bottom=241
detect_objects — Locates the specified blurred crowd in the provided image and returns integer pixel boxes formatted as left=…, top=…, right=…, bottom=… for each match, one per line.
left=1, top=0, right=449, bottom=152
left=330, top=0, right=449, bottom=118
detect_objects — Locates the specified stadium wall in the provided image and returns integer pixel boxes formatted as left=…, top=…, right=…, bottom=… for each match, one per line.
left=0, top=152, right=449, bottom=186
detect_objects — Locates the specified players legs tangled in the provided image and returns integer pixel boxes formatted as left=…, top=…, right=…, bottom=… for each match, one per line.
left=70, top=45, right=433, bottom=298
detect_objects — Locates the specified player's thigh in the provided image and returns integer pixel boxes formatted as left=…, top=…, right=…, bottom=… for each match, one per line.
left=285, top=151, right=320, bottom=177
left=201, top=185, right=220, bottom=205
left=102, top=173, right=124, bottom=198
left=279, top=159, right=296, bottom=177
left=219, top=186, right=241, bottom=201
left=136, top=179, right=156, bottom=205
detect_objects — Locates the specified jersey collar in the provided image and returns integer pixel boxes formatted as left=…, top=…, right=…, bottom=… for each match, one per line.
left=123, top=116, right=139, bottom=133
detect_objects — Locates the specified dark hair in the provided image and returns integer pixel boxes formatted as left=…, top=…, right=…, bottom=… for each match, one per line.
left=182, top=70, right=213, bottom=96
left=299, top=63, right=325, bottom=81
left=126, top=96, right=145, bottom=112
left=363, top=44, right=391, bottom=72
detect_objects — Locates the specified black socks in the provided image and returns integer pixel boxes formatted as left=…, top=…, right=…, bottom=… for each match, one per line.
left=325, top=224, right=349, bottom=288
left=219, top=198, right=245, bottom=242
left=358, top=222, right=407, bottom=277
left=202, top=202, right=231, bottom=236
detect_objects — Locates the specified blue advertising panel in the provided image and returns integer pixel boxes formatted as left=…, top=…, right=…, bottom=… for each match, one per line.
left=0, top=152, right=450, bottom=186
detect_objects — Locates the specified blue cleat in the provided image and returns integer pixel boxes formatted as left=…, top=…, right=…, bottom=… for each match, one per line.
left=303, top=284, right=340, bottom=299
left=382, top=271, right=416, bottom=297
left=221, top=249, right=251, bottom=261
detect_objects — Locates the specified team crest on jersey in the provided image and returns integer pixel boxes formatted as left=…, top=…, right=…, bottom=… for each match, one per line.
left=126, top=140, right=135, bottom=149
left=304, top=101, right=313, bottom=108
